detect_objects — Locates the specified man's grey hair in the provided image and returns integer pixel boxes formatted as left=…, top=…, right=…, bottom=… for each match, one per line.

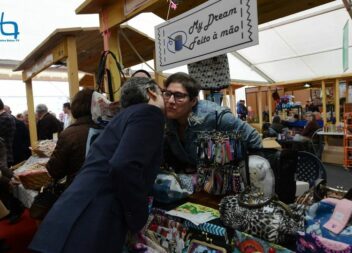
left=36, top=104, right=48, bottom=113
left=120, top=77, right=159, bottom=108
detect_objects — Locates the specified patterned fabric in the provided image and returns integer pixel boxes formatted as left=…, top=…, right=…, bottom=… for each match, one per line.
left=183, top=220, right=226, bottom=236
left=219, top=195, right=306, bottom=244
left=234, top=230, right=294, bottom=253
left=305, top=201, right=352, bottom=245
left=187, top=54, right=230, bottom=91
left=297, top=232, right=352, bottom=253
left=0, top=112, right=15, bottom=165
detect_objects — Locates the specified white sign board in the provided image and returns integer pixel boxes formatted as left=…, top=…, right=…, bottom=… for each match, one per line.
left=155, top=0, right=258, bottom=71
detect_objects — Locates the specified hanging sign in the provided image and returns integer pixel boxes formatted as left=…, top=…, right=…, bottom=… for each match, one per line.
left=155, top=0, right=258, bottom=71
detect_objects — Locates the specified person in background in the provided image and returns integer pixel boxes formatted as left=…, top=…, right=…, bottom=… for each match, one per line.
left=163, top=72, right=262, bottom=172
left=4, top=105, right=31, bottom=165
left=62, top=102, right=73, bottom=129
left=0, top=100, right=16, bottom=167
left=236, top=99, right=248, bottom=121
left=29, top=77, right=165, bottom=253
left=22, top=110, right=29, bottom=127
left=16, top=113, right=24, bottom=121
left=36, top=104, right=63, bottom=140
left=45, top=89, right=99, bottom=189
left=0, top=137, right=24, bottom=224
left=302, top=113, right=320, bottom=138
left=271, top=115, right=284, bottom=134
left=131, top=69, right=151, bottom=78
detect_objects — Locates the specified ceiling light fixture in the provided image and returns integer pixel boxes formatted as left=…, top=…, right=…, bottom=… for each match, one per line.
left=304, top=83, right=311, bottom=88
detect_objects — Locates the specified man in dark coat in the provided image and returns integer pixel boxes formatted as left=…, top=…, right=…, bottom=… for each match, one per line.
left=29, top=77, right=165, bottom=253
left=4, top=105, right=31, bottom=164
left=36, top=104, right=63, bottom=140
left=0, top=99, right=16, bottom=167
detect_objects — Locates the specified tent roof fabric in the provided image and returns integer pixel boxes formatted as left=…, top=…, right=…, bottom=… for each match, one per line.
left=127, top=0, right=350, bottom=84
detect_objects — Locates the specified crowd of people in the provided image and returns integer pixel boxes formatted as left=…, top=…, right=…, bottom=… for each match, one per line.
left=0, top=97, right=73, bottom=252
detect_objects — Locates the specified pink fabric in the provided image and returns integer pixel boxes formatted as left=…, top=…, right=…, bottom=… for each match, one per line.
left=323, top=198, right=352, bottom=234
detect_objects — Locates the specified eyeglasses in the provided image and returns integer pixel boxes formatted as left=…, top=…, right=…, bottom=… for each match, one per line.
left=162, top=90, right=189, bottom=103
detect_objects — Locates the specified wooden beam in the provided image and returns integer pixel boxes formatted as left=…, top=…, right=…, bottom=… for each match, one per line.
left=267, top=87, right=273, bottom=123
left=22, top=40, right=68, bottom=82
left=24, top=78, right=38, bottom=148
left=108, top=29, right=123, bottom=101
left=258, top=86, right=263, bottom=130
left=335, top=79, right=340, bottom=124
left=223, top=89, right=229, bottom=107
left=229, top=86, right=235, bottom=114
left=153, top=50, right=164, bottom=88
left=66, top=36, right=80, bottom=100
left=322, top=80, right=327, bottom=124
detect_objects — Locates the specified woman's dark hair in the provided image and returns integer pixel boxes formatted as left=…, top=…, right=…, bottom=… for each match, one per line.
left=0, top=99, right=3, bottom=110
left=120, top=77, right=158, bottom=108
left=164, top=72, right=201, bottom=99
left=71, top=88, right=94, bottom=119
left=131, top=69, right=151, bottom=78
left=272, top=115, right=281, bottom=124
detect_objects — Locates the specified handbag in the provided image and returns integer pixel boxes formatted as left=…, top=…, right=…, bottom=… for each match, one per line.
left=187, top=54, right=230, bottom=91
left=29, top=181, right=66, bottom=220
left=219, top=194, right=306, bottom=244
left=153, top=170, right=194, bottom=203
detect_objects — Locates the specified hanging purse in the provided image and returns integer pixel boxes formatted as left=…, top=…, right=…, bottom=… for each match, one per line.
left=187, top=54, right=230, bottom=91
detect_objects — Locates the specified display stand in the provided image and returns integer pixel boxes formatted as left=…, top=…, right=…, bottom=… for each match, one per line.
left=343, top=103, right=352, bottom=170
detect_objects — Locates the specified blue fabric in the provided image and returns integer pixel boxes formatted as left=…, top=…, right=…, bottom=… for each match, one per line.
left=165, top=100, right=262, bottom=168
left=306, top=202, right=352, bottom=245
left=284, top=120, right=324, bottom=128
left=29, top=104, right=165, bottom=253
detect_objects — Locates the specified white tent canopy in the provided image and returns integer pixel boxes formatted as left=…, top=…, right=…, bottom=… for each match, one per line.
left=127, top=0, right=351, bottom=83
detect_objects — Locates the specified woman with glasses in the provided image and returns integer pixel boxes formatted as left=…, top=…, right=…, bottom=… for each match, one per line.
left=163, top=72, right=262, bottom=172
left=29, top=77, right=165, bottom=253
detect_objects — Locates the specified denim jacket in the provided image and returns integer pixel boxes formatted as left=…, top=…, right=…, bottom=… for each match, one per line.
left=164, top=100, right=262, bottom=169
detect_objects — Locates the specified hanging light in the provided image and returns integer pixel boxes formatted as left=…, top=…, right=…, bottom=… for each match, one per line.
left=304, top=83, right=311, bottom=88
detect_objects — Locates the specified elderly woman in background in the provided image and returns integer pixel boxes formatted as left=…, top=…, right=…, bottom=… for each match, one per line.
left=271, top=115, right=284, bottom=134
left=45, top=88, right=99, bottom=188
left=29, top=77, right=165, bottom=253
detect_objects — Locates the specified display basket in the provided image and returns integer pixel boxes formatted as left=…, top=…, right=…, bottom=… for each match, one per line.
left=17, top=166, right=52, bottom=190
left=30, top=140, right=56, bottom=158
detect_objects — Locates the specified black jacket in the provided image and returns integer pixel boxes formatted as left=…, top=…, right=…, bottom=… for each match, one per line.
left=37, top=113, right=63, bottom=140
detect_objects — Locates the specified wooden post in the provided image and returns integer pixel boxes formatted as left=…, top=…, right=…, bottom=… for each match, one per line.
left=322, top=80, right=327, bottom=124
left=223, top=89, right=229, bottom=107
left=258, top=87, right=263, bottom=128
left=335, top=79, right=340, bottom=124
left=108, top=29, right=122, bottom=101
left=154, top=50, right=164, bottom=88
left=25, top=78, right=38, bottom=148
left=267, top=87, right=273, bottom=123
left=66, top=36, right=80, bottom=100
left=229, top=86, right=235, bottom=114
